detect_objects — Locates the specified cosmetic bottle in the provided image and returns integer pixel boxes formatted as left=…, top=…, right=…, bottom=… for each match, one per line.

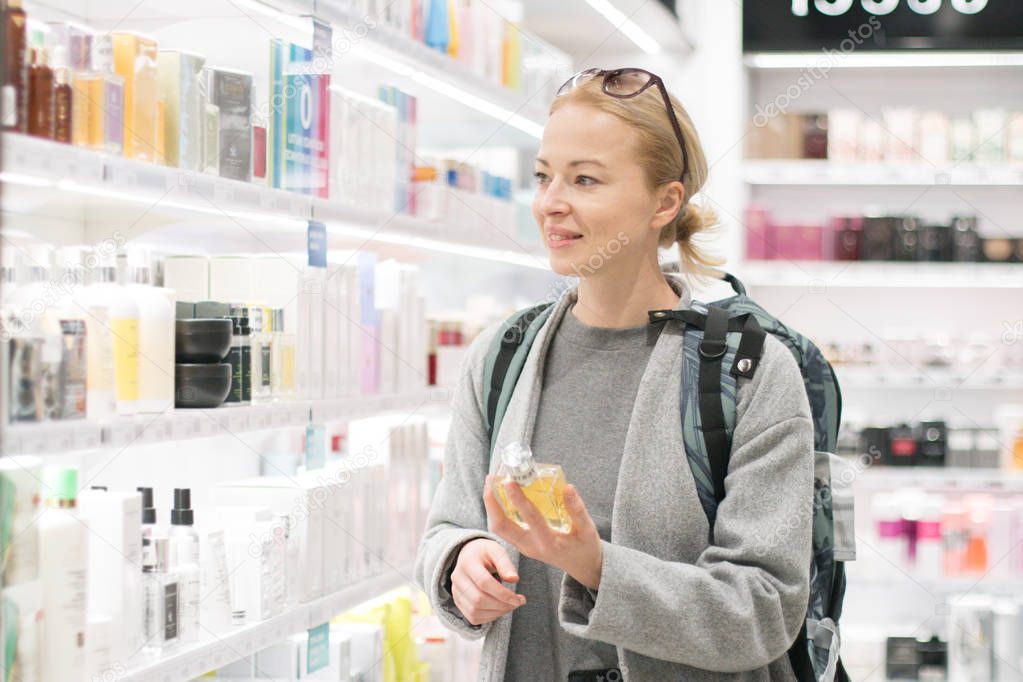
left=27, top=47, right=54, bottom=139
left=52, top=46, right=72, bottom=143
left=142, top=537, right=179, bottom=655
left=71, top=47, right=125, bottom=154
left=271, top=308, right=295, bottom=401
left=169, top=488, right=200, bottom=565
left=138, top=486, right=157, bottom=537
left=84, top=249, right=139, bottom=416
left=6, top=247, right=63, bottom=422
left=169, top=534, right=199, bottom=644
left=251, top=306, right=272, bottom=403
left=124, top=249, right=175, bottom=413
left=225, top=307, right=250, bottom=404
left=3, top=0, right=27, bottom=132
left=37, top=466, right=88, bottom=682
left=111, top=31, right=159, bottom=161
left=494, top=442, right=571, bottom=533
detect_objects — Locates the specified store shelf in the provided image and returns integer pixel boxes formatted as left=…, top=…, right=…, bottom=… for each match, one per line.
left=121, top=563, right=415, bottom=682
left=316, top=2, right=549, bottom=141
left=850, top=465, right=1023, bottom=491
left=1, top=389, right=448, bottom=455
left=736, top=261, right=1023, bottom=289
left=742, top=160, right=1023, bottom=187
left=834, top=367, right=1023, bottom=391
left=743, top=51, right=1023, bottom=70
left=0, top=134, right=547, bottom=268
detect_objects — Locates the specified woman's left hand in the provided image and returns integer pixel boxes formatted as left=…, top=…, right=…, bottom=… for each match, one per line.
left=483, top=474, right=604, bottom=591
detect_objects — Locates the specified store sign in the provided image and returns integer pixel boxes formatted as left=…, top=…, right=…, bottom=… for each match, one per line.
left=744, top=0, right=1023, bottom=51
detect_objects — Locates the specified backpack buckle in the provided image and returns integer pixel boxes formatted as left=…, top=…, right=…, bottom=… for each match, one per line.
left=699, top=339, right=727, bottom=359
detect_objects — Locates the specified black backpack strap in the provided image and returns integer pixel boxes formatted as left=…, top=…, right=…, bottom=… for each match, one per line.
left=730, top=313, right=766, bottom=380
left=787, top=623, right=817, bottom=681
left=484, top=302, right=553, bottom=445
left=699, top=305, right=731, bottom=506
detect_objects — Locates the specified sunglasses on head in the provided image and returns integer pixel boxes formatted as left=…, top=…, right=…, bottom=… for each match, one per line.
left=556, top=67, right=689, bottom=183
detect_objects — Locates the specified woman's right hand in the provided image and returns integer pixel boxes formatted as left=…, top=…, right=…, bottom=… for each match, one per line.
left=451, top=538, right=526, bottom=625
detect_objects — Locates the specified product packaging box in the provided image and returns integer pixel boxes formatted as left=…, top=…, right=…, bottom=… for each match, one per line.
left=157, top=50, right=206, bottom=171
left=269, top=40, right=329, bottom=197
left=78, top=489, right=143, bottom=660
left=208, top=256, right=254, bottom=304
left=204, top=67, right=254, bottom=181
left=162, top=256, right=210, bottom=302
left=215, top=476, right=326, bottom=602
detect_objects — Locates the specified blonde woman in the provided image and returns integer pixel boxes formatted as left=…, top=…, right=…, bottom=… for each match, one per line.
left=415, top=68, right=814, bottom=681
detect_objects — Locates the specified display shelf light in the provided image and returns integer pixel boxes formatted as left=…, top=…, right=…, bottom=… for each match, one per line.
left=583, top=0, right=662, bottom=55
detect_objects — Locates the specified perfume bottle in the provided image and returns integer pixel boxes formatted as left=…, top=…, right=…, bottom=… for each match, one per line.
left=250, top=306, right=272, bottom=403
left=495, top=442, right=571, bottom=533
left=142, top=537, right=179, bottom=655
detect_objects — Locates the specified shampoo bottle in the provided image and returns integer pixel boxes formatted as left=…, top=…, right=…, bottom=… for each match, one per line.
left=37, top=466, right=88, bottom=682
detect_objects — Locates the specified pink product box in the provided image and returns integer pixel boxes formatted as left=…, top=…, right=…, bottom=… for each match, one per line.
left=774, top=224, right=824, bottom=261
left=744, top=205, right=776, bottom=260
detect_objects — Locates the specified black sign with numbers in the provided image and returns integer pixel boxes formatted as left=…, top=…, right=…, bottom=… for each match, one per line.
left=743, top=1, right=1023, bottom=52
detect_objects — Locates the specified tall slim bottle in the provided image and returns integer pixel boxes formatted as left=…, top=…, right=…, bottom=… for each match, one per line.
left=84, top=249, right=139, bottom=416
left=51, top=45, right=73, bottom=143
left=27, top=47, right=54, bottom=139
left=124, top=250, right=174, bottom=413
left=3, top=0, right=27, bottom=131
left=37, top=466, right=88, bottom=682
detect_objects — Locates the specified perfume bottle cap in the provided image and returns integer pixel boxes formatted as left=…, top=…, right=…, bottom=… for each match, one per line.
left=501, top=442, right=537, bottom=486
left=501, top=442, right=531, bottom=468
left=171, top=487, right=193, bottom=526
left=138, top=486, right=157, bottom=524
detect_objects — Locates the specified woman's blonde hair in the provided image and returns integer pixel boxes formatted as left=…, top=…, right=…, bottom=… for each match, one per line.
left=549, top=74, right=723, bottom=278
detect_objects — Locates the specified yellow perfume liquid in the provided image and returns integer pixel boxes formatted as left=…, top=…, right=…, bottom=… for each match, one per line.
left=495, top=443, right=571, bottom=533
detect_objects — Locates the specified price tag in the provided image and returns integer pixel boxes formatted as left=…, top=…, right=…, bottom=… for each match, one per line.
left=74, top=423, right=101, bottom=451
left=308, top=220, right=327, bottom=268
left=306, top=623, right=330, bottom=673
left=227, top=409, right=250, bottom=433
left=171, top=413, right=198, bottom=439
left=213, top=182, right=236, bottom=206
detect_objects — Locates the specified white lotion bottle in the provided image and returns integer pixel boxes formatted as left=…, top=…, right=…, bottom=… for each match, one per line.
left=124, top=249, right=175, bottom=413
left=83, top=248, right=139, bottom=416
left=37, top=466, right=88, bottom=682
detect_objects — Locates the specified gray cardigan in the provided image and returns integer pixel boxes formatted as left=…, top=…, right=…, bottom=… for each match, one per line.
left=415, top=274, right=814, bottom=681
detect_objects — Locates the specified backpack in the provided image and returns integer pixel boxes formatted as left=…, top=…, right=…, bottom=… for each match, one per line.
left=481, top=272, right=855, bottom=682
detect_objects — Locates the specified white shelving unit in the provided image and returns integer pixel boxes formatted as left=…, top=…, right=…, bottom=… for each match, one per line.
left=1, top=135, right=547, bottom=268
left=851, top=465, right=1023, bottom=491
left=742, top=160, right=1023, bottom=187
left=120, top=563, right=415, bottom=682
left=735, top=260, right=1023, bottom=289
left=1, top=389, right=448, bottom=456
left=833, top=367, right=1023, bottom=391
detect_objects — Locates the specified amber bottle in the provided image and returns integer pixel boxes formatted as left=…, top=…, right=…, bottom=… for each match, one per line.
left=3, top=0, right=27, bottom=131
left=53, top=62, right=72, bottom=143
left=27, top=48, right=54, bottom=139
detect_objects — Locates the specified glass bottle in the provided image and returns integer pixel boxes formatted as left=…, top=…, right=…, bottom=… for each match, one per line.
left=271, top=308, right=295, bottom=401
left=142, top=536, right=179, bottom=655
left=250, top=306, right=272, bottom=403
left=494, top=442, right=571, bottom=533
left=3, top=0, right=27, bottom=131
left=27, top=47, right=54, bottom=139
left=52, top=46, right=73, bottom=143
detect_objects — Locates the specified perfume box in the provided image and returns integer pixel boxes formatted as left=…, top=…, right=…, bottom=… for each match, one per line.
left=203, top=67, right=253, bottom=181
left=111, top=32, right=159, bottom=162
left=269, top=41, right=328, bottom=196
left=157, top=50, right=206, bottom=171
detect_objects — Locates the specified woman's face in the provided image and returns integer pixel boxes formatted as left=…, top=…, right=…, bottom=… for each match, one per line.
left=532, top=102, right=675, bottom=279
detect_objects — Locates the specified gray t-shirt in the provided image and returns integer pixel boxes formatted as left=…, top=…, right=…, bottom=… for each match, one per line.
left=504, top=305, right=661, bottom=681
